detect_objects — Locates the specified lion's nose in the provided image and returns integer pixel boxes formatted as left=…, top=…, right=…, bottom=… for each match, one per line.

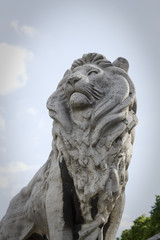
left=67, top=75, right=81, bottom=86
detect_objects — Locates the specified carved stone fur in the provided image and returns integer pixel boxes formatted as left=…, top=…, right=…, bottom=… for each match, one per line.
left=0, top=53, right=138, bottom=240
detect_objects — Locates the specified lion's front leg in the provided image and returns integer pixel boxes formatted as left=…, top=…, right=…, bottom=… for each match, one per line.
left=103, top=191, right=125, bottom=240
left=77, top=216, right=105, bottom=240
left=45, top=157, right=66, bottom=240
left=77, top=191, right=125, bottom=240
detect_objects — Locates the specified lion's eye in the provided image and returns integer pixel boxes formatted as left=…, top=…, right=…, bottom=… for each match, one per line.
left=88, top=70, right=98, bottom=76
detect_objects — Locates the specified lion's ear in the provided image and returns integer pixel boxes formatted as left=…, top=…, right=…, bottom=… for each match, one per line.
left=112, top=57, right=129, bottom=73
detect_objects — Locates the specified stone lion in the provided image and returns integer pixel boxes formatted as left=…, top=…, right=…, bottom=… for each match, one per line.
left=0, top=53, right=138, bottom=240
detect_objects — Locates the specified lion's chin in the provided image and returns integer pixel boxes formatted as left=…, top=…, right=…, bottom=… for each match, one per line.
left=70, top=92, right=92, bottom=109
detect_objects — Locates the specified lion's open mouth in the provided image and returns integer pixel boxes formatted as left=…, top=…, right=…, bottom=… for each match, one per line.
left=68, top=84, right=103, bottom=100
left=69, top=92, right=94, bottom=108
left=70, top=90, right=93, bottom=101
left=65, top=81, right=104, bottom=109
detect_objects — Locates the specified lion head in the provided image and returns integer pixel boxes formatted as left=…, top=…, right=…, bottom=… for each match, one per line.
left=47, top=53, right=136, bottom=131
left=47, top=53, right=138, bottom=238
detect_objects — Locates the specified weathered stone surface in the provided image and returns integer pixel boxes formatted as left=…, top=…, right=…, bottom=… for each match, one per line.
left=0, top=53, right=138, bottom=240
left=147, top=233, right=160, bottom=240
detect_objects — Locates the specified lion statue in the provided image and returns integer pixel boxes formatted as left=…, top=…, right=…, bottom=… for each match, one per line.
left=0, top=53, right=138, bottom=240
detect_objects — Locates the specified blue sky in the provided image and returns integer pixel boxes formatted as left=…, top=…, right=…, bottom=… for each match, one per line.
left=0, top=0, right=160, bottom=237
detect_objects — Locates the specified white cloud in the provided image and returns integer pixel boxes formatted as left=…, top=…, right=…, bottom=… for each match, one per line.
left=0, top=176, right=9, bottom=188
left=0, top=161, right=41, bottom=192
left=21, top=25, right=37, bottom=37
left=0, top=161, right=29, bottom=174
left=0, top=43, right=33, bottom=95
left=11, top=20, right=37, bottom=37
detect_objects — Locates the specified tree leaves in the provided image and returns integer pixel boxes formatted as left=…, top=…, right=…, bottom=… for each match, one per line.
left=118, top=195, right=160, bottom=240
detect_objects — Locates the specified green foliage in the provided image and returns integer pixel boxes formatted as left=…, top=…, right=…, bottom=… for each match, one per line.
left=150, top=195, right=160, bottom=234
left=145, top=195, right=160, bottom=238
left=118, top=195, right=160, bottom=240
left=119, top=215, right=150, bottom=240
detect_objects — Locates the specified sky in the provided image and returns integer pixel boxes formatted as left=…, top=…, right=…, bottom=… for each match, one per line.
left=0, top=0, right=160, bottom=238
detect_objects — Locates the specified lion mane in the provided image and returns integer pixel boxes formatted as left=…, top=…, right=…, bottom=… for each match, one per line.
left=0, top=53, right=138, bottom=240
